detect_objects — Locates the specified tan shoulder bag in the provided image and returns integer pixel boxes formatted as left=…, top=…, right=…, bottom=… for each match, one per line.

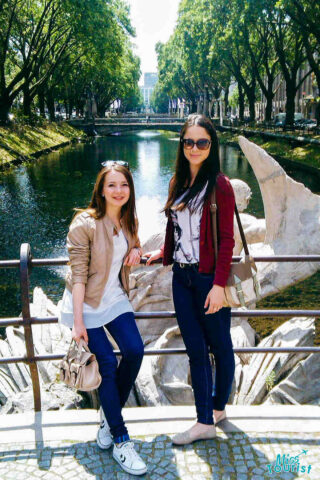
left=210, top=188, right=261, bottom=308
left=59, top=339, right=102, bottom=391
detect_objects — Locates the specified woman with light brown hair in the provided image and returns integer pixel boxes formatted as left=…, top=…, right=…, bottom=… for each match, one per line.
left=60, top=161, right=147, bottom=475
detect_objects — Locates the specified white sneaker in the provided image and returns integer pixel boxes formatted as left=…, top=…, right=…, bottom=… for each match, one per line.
left=96, top=408, right=113, bottom=449
left=113, top=441, right=147, bottom=475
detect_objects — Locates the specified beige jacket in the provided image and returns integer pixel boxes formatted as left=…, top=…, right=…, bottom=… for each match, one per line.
left=65, top=211, right=140, bottom=308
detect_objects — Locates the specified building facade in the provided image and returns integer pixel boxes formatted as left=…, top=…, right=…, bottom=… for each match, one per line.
left=140, top=73, right=158, bottom=111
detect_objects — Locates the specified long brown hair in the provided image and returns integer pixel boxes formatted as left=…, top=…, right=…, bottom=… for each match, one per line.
left=76, top=165, right=138, bottom=238
left=164, top=114, right=220, bottom=215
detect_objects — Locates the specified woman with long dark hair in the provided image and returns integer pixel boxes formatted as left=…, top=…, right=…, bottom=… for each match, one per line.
left=145, top=115, right=235, bottom=445
left=60, top=162, right=147, bottom=475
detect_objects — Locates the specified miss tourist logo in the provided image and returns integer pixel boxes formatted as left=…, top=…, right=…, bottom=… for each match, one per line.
left=267, top=449, right=312, bottom=475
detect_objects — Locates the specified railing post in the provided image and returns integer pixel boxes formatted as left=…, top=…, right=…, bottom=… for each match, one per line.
left=20, top=243, right=41, bottom=411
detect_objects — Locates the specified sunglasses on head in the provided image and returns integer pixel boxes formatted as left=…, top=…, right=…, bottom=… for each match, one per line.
left=101, top=160, right=130, bottom=170
left=181, top=138, right=211, bottom=150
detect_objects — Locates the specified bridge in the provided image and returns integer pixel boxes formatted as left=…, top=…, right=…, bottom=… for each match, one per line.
left=69, top=117, right=184, bottom=135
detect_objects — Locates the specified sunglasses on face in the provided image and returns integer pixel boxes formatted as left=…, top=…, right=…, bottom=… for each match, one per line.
left=101, top=160, right=130, bottom=170
left=181, top=138, right=211, bottom=150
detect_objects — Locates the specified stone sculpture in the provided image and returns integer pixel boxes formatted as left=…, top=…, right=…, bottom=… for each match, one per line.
left=0, top=137, right=318, bottom=412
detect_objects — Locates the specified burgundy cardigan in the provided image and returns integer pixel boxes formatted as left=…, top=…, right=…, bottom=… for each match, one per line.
left=162, top=173, right=235, bottom=288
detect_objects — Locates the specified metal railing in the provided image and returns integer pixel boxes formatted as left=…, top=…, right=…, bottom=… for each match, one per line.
left=0, top=243, right=320, bottom=411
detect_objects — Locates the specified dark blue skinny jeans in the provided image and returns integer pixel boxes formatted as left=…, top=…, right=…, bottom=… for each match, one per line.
left=87, top=312, right=144, bottom=442
left=172, top=263, right=235, bottom=425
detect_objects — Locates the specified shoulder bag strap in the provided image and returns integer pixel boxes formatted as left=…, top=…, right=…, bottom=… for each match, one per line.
left=210, top=187, right=250, bottom=259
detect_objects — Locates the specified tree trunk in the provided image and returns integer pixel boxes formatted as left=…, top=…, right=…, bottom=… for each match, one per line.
left=238, top=84, right=245, bottom=122
left=46, top=91, right=55, bottom=121
left=208, top=100, right=214, bottom=117
left=191, top=101, right=197, bottom=113
left=265, top=82, right=274, bottom=122
left=247, top=88, right=256, bottom=122
left=285, top=82, right=296, bottom=128
left=224, top=85, right=229, bottom=115
left=315, top=101, right=320, bottom=126
left=38, top=90, right=45, bottom=117
left=197, top=98, right=201, bottom=114
left=0, top=95, right=11, bottom=124
left=23, top=84, right=32, bottom=118
left=203, top=88, right=209, bottom=116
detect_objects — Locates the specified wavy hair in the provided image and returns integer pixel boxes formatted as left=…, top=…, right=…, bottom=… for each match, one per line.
left=75, top=164, right=138, bottom=238
left=164, top=114, right=220, bottom=215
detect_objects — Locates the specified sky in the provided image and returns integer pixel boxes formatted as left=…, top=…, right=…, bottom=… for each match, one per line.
left=126, top=0, right=180, bottom=84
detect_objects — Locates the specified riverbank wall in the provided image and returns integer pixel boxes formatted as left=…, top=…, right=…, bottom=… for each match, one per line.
left=0, top=122, right=86, bottom=170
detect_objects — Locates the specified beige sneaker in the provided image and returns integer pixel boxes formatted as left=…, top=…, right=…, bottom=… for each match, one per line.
left=172, top=424, right=216, bottom=445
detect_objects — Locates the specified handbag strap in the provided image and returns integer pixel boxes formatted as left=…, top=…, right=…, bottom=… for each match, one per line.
left=210, top=187, right=249, bottom=263
left=67, top=338, right=90, bottom=361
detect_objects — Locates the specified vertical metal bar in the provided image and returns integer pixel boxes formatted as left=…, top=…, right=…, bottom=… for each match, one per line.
left=20, top=243, right=41, bottom=411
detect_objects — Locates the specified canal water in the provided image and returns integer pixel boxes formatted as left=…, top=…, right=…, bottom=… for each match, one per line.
left=0, top=130, right=319, bottom=339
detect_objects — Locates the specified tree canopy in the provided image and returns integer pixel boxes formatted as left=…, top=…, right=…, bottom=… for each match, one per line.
left=153, top=0, right=320, bottom=124
left=0, top=0, right=141, bottom=123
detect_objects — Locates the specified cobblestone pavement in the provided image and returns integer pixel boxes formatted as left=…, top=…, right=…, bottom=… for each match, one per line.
left=0, top=431, right=319, bottom=480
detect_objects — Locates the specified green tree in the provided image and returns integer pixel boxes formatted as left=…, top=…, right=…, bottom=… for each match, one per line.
left=279, top=0, right=320, bottom=122
left=263, top=0, right=312, bottom=126
left=0, top=0, right=140, bottom=122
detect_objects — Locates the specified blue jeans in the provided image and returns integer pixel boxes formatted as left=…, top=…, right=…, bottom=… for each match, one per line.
left=87, top=312, right=144, bottom=442
left=172, top=263, right=235, bottom=424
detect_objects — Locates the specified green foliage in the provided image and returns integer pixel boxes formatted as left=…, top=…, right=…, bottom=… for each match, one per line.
left=151, top=83, right=170, bottom=114
left=155, top=0, right=320, bottom=123
left=0, top=0, right=140, bottom=122
left=265, top=370, right=276, bottom=392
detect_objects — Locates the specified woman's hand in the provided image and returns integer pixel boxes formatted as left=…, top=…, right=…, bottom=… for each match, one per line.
left=124, top=247, right=141, bottom=266
left=145, top=249, right=162, bottom=266
left=204, top=285, right=225, bottom=314
left=72, top=321, right=88, bottom=344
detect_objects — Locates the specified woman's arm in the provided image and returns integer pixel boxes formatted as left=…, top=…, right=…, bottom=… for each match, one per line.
left=67, top=213, right=93, bottom=284
left=145, top=245, right=163, bottom=265
left=67, top=213, right=92, bottom=343
left=123, top=247, right=142, bottom=266
left=123, top=218, right=143, bottom=266
left=71, top=283, right=88, bottom=343
left=213, top=174, right=235, bottom=287
left=205, top=175, right=235, bottom=314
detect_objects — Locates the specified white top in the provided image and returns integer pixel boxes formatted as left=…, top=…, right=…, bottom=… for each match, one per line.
left=59, top=229, right=133, bottom=329
left=171, top=183, right=207, bottom=264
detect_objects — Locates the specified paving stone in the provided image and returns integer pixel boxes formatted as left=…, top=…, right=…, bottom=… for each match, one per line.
left=0, top=432, right=319, bottom=480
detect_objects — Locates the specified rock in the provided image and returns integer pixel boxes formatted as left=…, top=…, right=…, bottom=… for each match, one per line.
left=230, top=318, right=256, bottom=364
left=5, top=382, right=83, bottom=414
left=0, top=287, right=80, bottom=413
left=129, top=261, right=176, bottom=344
left=264, top=353, right=320, bottom=405
left=234, top=317, right=315, bottom=405
left=152, top=326, right=194, bottom=405
left=134, top=339, right=168, bottom=406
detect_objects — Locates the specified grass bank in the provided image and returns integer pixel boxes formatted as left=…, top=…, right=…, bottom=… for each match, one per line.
left=218, top=130, right=320, bottom=172
left=0, top=122, right=86, bottom=169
